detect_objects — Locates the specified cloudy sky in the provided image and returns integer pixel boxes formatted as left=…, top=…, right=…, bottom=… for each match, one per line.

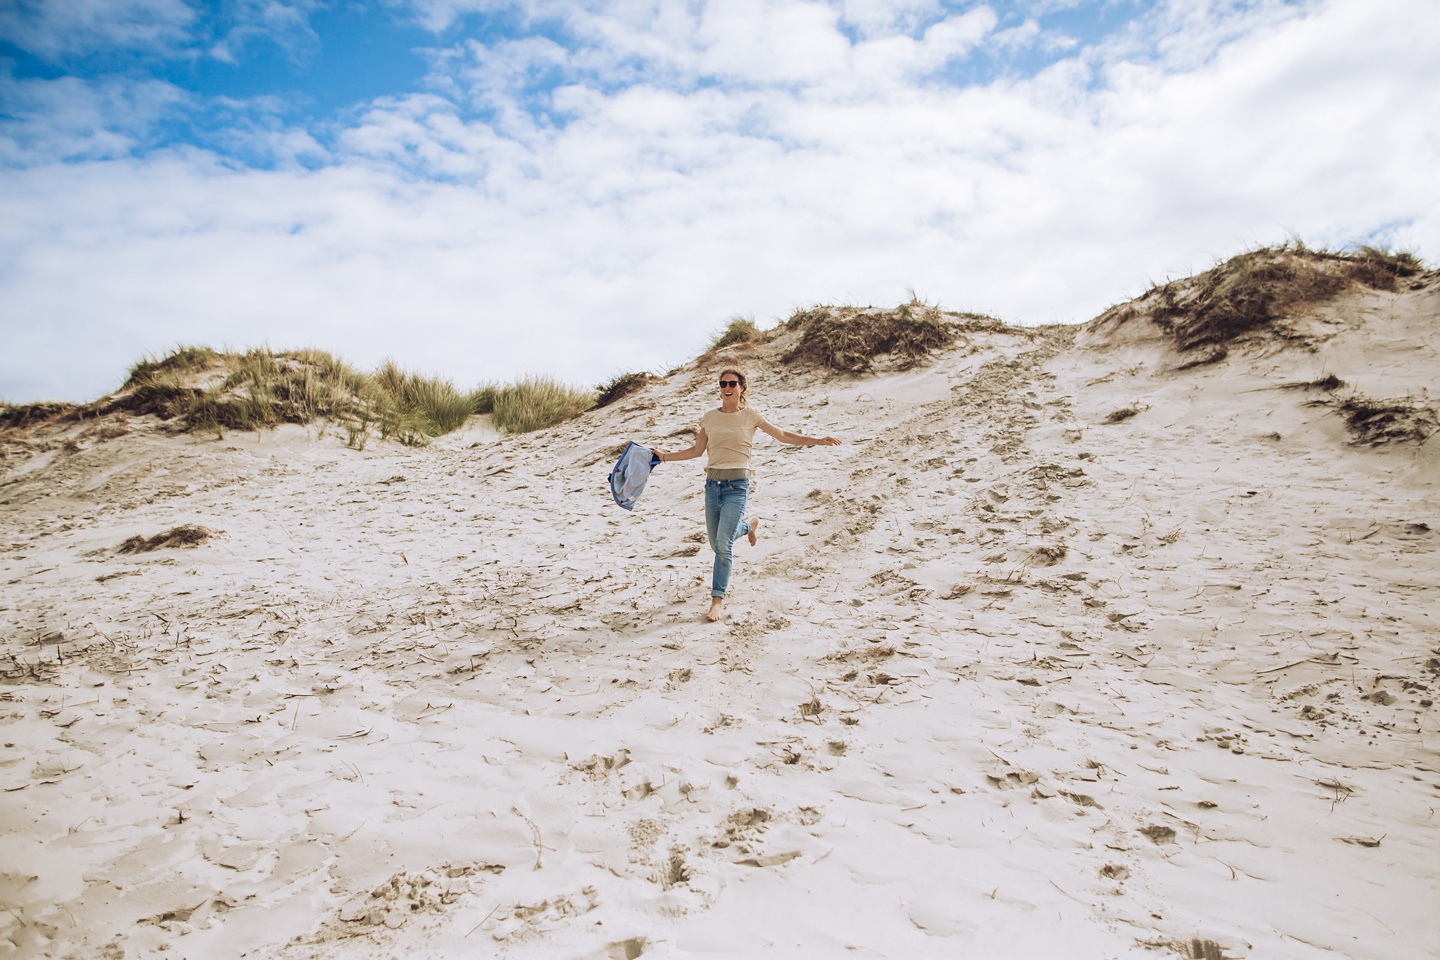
left=2, top=0, right=1437, bottom=404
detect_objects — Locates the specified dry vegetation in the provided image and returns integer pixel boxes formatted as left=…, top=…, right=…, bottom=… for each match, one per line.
left=118, top=524, right=216, bottom=553
left=1333, top=394, right=1439, bottom=446
left=708, top=316, right=767, bottom=352
left=120, top=348, right=478, bottom=446
left=1084, top=242, right=1436, bottom=448
left=594, top=372, right=663, bottom=408
left=0, top=402, right=75, bottom=431
left=1281, top=374, right=1345, bottom=391
left=780, top=296, right=1005, bottom=373
left=1096, top=242, right=1427, bottom=354
left=3, top=347, right=596, bottom=446
left=480, top=375, right=597, bottom=434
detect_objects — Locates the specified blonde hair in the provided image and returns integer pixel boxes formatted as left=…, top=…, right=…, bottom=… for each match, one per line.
left=719, top=368, right=748, bottom=408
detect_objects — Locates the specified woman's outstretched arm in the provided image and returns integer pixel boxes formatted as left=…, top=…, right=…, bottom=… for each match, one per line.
left=653, top=428, right=708, bottom=463
left=758, top=421, right=841, bottom=446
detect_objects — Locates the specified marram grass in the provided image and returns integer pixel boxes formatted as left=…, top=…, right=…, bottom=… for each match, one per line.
left=708, top=315, right=765, bottom=352
left=489, top=375, right=597, bottom=434
left=114, top=347, right=594, bottom=443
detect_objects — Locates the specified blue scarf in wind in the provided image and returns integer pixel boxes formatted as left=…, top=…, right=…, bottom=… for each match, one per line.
left=609, top=441, right=661, bottom=511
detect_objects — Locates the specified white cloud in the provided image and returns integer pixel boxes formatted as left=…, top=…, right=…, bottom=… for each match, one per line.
left=919, top=6, right=996, bottom=58
left=3, top=0, right=1439, bottom=404
left=0, top=74, right=191, bottom=163
left=0, top=0, right=195, bottom=60
left=693, top=0, right=851, bottom=84
left=205, top=0, right=327, bottom=66
left=0, top=0, right=336, bottom=72
left=838, top=0, right=946, bottom=37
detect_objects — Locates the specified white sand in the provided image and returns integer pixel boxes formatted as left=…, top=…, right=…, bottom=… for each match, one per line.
left=2, top=276, right=1437, bottom=960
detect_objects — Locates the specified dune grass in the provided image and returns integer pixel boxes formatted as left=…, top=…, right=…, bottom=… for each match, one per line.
left=470, top=384, right=499, bottom=416
left=125, top=346, right=221, bottom=384
left=1335, top=393, right=1439, bottom=446
left=107, top=347, right=593, bottom=444
left=1118, top=242, right=1428, bottom=353
left=1281, top=374, right=1345, bottom=391
left=0, top=401, right=77, bottom=430
left=488, top=375, right=597, bottom=434
left=1350, top=245, right=1426, bottom=286
left=594, top=372, right=661, bottom=409
left=371, top=359, right=475, bottom=438
left=708, top=315, right=766, bottom=352
left=118, top=524, right=216, bottom=553
left=781, top=296, right=961, bottom=373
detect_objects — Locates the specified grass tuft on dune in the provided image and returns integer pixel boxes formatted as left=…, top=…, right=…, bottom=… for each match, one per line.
left=106, top=348, right=595, bottom=443
left=781, top=294, right=1004, bottom=373
left=595, top=372, right=663, bottom=409
left=707, top=315, right=768, bottom=353
left=488, top=375, right=597, bottom=434
left=1098, top=242, right=1429, bottom=353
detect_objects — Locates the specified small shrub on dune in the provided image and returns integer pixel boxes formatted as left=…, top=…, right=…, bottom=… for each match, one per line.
left=709, top=316, right=766, bottom=352
left=782, top=299, right=958, bottom=373
left=183, top=389, right=257, bottom=435
left=1, top=401, right=81, bottom=430
left=1152, top=247, right=1348, bottom=351
left=1114, top=243, right=1430, bottom=353
left=490, top=375, right=596, bottom=434
left=118, top=346, right=224, bottom=421
left=124, top=370, right=202, bottom=420
left=118, top=524, right=215, bottom=553
left=595, top=372, right=662, bottom=408
left=370, top=359, right=473, bottom=436
left=1281, top=374, right=1345, bottom=391
left=1104, top=406, right=1141, bottom=424
left=1350, top=245, right=1425, bottom=290
left=124, top=346, right=221, bottom=388
left=413, top=380, right=474, bottom=435
left=1336, top=394, right=1439, bottom=446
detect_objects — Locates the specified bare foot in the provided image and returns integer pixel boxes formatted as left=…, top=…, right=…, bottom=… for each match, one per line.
left=746, top=516, right=759, bottom=547
left=706, top=597, right=724, bottom=621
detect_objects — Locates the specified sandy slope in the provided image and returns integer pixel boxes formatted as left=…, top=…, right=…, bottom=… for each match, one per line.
left=1, top=276, right=1437, bottom=960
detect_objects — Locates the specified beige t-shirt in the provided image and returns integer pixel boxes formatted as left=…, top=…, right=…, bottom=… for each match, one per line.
left=700, top=407, right=769, bottom=470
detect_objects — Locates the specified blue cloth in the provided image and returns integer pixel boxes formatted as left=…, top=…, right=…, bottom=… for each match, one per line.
left=704, top=477, right=751, bottom=597
left=609, top=441, right=661, bottom=511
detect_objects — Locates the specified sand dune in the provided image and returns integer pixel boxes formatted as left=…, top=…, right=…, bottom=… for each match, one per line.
left=2, top=258, right=1437, bottom=959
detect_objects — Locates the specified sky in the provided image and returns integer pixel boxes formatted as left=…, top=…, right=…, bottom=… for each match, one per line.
left=2, top=0, right=1437, bottom=404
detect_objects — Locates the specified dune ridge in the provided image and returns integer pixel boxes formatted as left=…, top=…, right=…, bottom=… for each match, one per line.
left=1, top=252, right=1437, bottom=959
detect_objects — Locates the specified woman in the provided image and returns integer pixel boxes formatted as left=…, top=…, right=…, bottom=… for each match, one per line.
left=653, top=368, right=841, bottom=621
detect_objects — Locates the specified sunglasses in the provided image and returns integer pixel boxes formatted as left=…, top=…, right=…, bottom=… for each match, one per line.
left=719, top=379, right=740, bottom=388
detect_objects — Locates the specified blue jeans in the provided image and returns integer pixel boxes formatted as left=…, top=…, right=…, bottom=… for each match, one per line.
left=704, top=478, right=751, bottom=598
